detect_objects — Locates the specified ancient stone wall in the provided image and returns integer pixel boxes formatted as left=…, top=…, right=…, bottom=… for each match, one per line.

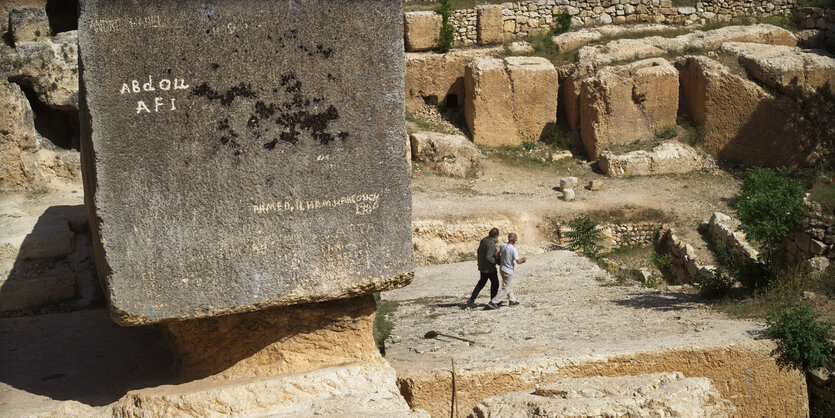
left=557, top=221, right=664, bottom=252
left=783, top=212, right=835, bottom=267
left=417, top=0, right=798, bottom=47
left=797, top=6, right=835, bottom=44
left=657, top=227, right=712, bottom=283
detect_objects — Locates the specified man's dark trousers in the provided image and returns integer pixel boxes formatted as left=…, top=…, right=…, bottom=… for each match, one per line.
left=471, top=269, right=499, bottom=300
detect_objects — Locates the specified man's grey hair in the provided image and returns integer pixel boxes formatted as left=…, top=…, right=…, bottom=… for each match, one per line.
left=508, top=233, right=517, bottom=242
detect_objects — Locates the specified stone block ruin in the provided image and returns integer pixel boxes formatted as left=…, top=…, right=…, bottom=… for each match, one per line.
left=3, top=0, right=424, bottom=415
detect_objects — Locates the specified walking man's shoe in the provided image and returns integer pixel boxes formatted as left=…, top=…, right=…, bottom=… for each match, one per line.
left=466, top=299, right=476, bottom=308
left=509, top=301, right=520, bottom=307
left=484, top=301, right=499, bottom=310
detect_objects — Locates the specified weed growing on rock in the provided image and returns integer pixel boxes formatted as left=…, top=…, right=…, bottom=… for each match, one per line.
left=766, top=302, right=835, bottom=370
left=733, top=167, right=805, bottom=268
left=373, top=292, right=399, bottom=356
left=437, top=0, right=455, bottom=53
left=810, top=168, right=835, bottom=216
left=551, top=13, right=571, bottom=36
left=657, top=125, right=678, bottom=140
left=651, top=251, right=672, bottom=270
left=564, top=216, right=603, bottom=257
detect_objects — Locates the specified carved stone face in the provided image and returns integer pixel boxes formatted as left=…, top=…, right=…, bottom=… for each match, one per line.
left=78, top=0, right=413, bottom=325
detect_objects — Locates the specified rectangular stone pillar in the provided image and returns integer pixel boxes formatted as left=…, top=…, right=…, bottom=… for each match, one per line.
left=476, top=5, right=504, bottom=46
left=78, top=0, right=413, bottom=325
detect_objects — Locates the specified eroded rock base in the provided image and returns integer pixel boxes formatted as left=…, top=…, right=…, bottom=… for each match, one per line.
left=473, top=372, right=734, bottom=417
left=162, top=295, right=380, bottom=381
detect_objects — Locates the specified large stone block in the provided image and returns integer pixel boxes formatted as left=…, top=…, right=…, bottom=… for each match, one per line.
left=404, top=11, right=441, bottom=52
left=720, top=42, right=835, bottom=98
left=676, top=56, right=821, bottom=167
left=78, top=0, right=413, bottom=325
left=405, top=46, right=503, bottom=112
left=476, top=5, right=503, bottom=46
left=599, top=142, right=703, bottom=178
left=579, top=58, right=678, bottom=158
left=0, top=74, right=41, bottom=191
left=465, top=56, right=558, bottom=147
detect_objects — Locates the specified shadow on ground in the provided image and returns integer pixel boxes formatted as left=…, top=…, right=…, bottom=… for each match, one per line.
left=0, top=309, right=174, bottom=406
left=611, top=291, right=704, bottom=312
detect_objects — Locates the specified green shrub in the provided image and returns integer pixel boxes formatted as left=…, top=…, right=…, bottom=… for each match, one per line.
left=657, top=125, right=678, bottom=139
left=695, top=269, right=735, bottom=299
left=437, top=0, right=455, bottom=53
left=766, top=303, right=835, bottom=370
left=651, top=251, right=672, bottom=270
left=713, top=241, right=773, bottom=292
left=758, top=14, right=798, bottom=31
left=734, top=167, right=805, bottom=267
left=564, top=216, right=603, bottom=257
left=550, top=13, right=571, bottom=36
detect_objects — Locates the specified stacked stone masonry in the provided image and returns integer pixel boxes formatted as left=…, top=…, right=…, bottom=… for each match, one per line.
left=797, top=6, right=835, bottom=43
left=658, top=227, right=713, bottom=283
left=408, top=0, right=798, bottom=48
left=558, top=221, right=665, bottom=251
left=783, top=212, right=835, bottom=266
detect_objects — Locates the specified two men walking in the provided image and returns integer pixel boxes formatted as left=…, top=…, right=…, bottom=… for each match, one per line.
left=467, top=228, right=526, bottom=310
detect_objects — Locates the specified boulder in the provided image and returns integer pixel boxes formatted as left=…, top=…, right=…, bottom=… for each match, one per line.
left=676, top=55, right=822, bottom=167
left=404, top=11, right=441, bottom=52
left=559, top=176, right=578, bottom=190
left=476, top=5, right=503, bottom=46
left=598, top=142, right=703, bottom=177
left=587, top=179, right=603, bottom=190
left=79, top=0, right=414, bottom=324
left=552, top=24, right=674, bottom=52
left=473, top=372, right=734, bottom=418
left=8, top=7, right=50, bottom=46
left=579, top=58, right=678, bottom=158
left=562, top=188, right=575, bottom=201
left=508, top=41, right=533, bottom=54
left=2, top=30, right=80, bottom=110
left=405, top=46, right=503, bottom=112
left=410, top=131, right=481, bottom=178
left=465, top=56, right=558, bottom=147
left=720, top=42, right=835, bottom=97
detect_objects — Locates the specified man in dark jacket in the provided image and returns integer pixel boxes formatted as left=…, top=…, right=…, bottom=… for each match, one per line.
left=467, top=228, right=500, bottom=308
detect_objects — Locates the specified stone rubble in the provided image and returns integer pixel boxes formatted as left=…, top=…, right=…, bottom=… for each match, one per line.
left=410, top=131, right=482, bottom=178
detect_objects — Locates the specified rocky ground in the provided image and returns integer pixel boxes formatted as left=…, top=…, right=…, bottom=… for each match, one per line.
left=381, top=250, right=807, bottom=416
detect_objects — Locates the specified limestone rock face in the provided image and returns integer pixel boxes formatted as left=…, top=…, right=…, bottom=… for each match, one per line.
left=579, top=58, right=678, bottom=158
left=410, top=131, right=481, bottom=178
left=552, top=24, right=674, bottom=52
left=465, top=56, right=558, bottom=147
left=79, top=0, right=414, bottom=325
left=0, top=74, right=41, bottom=191
left=476, top=5, right=503, bottom=46
left=162, top=295, right=381, bottom=380
left=405, top=46, right=502, bottom=112
left=473, top=372, right=735, bottom=418
left=9, top=7, right=50, bottom=46
left=598, top=142, right=703, bottom=178
left=109, top=359, right=428, bottom=418
left=575, top=24, right=797, bottom=76
left=720, top=41, right=835, bottom=97
left=404, top=11, right=441, bottom=52
left=2, top=30, right=80, bottom=110
left=676, top=55, right=825, bottom=166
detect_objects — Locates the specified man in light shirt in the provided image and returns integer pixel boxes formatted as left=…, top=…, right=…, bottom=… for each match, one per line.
left=485, top=233, right=526, bottom=310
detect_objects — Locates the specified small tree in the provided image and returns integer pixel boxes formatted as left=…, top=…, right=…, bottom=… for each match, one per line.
left=733, top=167, right=805, bottom=268
left=766, top=303, right=835, bottom=370
left=437, top=0, right=455, bottom=53
left=564, top=216, right=603, bottom=257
